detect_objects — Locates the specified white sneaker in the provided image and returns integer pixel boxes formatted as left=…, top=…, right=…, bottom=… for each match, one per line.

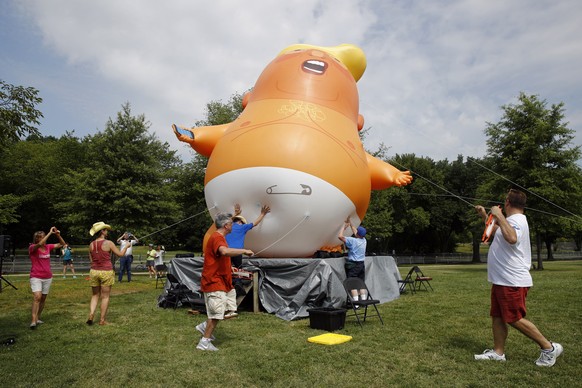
left=196, top=338, right=218, bottom=351
left=195, top=322, right=215, bottom=340
left=36, top=320, right=44, bottom=325
left=474, top=349, right=506, bottom=361
left=535, top=342, right=563, bottom=367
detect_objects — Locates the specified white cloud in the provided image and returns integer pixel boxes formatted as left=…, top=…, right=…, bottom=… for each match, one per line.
left=4, top=0, right=581, bottom=162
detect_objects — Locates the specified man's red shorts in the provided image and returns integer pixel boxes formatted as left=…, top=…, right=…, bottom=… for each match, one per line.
left=490, top=284, right=529, bottom=323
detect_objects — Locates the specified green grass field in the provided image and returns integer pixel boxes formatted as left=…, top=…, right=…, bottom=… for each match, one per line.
left=1, top=261, right=580, bottom=387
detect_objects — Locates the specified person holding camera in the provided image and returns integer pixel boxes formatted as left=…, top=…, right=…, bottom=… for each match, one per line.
left=116, top=232, right=138, bottom=283
left=29, top=226, right=67, bottom=329
left=146, top=244, right=157, bottom=278
left=88, top=222, right=130, bottom=325
left=61, top=244, right=77, bottom=279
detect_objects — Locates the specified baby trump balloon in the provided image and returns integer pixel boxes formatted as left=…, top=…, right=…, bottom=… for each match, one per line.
left=173, top=43, right=412, bottom=257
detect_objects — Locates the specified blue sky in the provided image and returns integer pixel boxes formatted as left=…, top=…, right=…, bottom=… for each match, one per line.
left=2, top=0, right=581, bottom=163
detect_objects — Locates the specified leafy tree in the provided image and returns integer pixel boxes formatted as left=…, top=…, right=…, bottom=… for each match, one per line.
left=54, top=103, right=182, bottom=244
left=195, top=92, right=245, bottom=127
left=365, top=188, right=396, bottom=254
left=426, top=158, right=471, bottom=252
left=398, top=154, right=461, bottom=254
left=173, top=92, right=246, bottom=251
left=374, top=154, right=434, bottom=254
left=363, top=144, right=394, bottom=253
left=0, top=80, right=43, bottom=148
left=365, top=152, right=488, bottom=256
left=447, top=156, right=488, bottom=262
left=0, top=194, right=21, bottom=229
left=0, top=134, right=86, bottom=245
left=171, top=156, right=209, bottom=251
left=480, top=93, right=582, bottom=269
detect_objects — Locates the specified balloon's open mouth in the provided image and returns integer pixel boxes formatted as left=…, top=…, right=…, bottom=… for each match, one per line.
left=302, top=60, right=327, bottom=75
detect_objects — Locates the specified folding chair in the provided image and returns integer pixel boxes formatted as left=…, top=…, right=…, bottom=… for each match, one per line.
left=397, top=267, right=416, bottom=294
left=164, top=273, right=188, bottom=309
left=155, top=264, right=168, bottom=289
left=413, top=266, right=433, bottom=291
left=343, top=277, right=384, bottom=327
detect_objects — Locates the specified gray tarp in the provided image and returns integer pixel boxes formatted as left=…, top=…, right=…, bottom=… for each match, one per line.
left=166, top=256, right=400, bottom=321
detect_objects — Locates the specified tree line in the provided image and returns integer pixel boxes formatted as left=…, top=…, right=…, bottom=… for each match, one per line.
left=1, top=80, right=581, bottom=268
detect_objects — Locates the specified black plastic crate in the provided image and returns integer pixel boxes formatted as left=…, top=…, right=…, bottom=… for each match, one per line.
left=307, top=307, right=346, bottom=331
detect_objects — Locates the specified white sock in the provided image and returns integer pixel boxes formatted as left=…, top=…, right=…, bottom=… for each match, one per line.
left=352, top=295, right=359, bottom=301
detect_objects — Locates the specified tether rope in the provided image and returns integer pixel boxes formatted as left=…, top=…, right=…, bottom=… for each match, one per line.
left=135, top=205, right=216, bottom=241
left=360, top=99, right=580, bottom=221
left=390, top=159, right=475, bottom=208
left=467, top=157, right=582, bottom=221
left=390, top=159, right=581, bottom=223
left=251, top=214, right=310, bottom=257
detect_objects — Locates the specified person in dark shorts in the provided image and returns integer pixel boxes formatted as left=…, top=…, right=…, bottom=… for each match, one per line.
left=61, top=244, right=77, bottom=279
left=338, top=218, right=367, bottom=304
left=146, top=244, right=156, bottom=278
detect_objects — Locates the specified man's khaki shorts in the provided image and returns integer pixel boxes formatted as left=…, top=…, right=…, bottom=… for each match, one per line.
left=204, top=289, right=236, bottom=319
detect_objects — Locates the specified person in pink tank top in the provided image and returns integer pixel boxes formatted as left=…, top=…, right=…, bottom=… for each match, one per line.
left=29, top=226, right=67, bottom=329
left=86, top=222, right=129, bottom=326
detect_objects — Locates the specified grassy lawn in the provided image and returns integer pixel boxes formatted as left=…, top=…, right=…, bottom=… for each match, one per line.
left=1, top=261, right=580, bottom=387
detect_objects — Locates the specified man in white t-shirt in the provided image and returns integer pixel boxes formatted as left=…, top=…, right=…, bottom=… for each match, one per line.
left=117, top=232, right=138, bottom=283
left=474, top=189, right=562, bottom=367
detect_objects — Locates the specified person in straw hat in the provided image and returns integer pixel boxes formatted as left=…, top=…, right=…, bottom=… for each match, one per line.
left=86, top=222, right=130, bottom=326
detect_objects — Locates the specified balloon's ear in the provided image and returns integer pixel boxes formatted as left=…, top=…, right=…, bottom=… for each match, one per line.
left=357, top=114, right=364, bottom=131
left=242, top=92, right=251, bottom=109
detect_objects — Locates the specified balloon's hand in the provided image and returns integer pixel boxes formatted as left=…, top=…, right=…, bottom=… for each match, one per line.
left=393, top=170, right=413, bottom=186
left=172, top=124, right=194, bottom=142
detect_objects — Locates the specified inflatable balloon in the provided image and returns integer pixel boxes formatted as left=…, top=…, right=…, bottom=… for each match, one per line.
left=173, top=43, right=412, bottom=257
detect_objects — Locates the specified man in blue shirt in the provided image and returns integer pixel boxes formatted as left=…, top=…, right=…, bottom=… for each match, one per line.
left=226, top=204, right=270, bottom=295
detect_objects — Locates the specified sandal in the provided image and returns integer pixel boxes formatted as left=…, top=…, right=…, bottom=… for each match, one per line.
left=86, top=314, right=94, bottom=325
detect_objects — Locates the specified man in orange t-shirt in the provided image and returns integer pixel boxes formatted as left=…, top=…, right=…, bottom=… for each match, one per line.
left=196, top=212, right=254, bottom=351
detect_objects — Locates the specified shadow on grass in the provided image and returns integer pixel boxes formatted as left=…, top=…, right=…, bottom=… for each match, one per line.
left=447, top=334, right=484, bottom=353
